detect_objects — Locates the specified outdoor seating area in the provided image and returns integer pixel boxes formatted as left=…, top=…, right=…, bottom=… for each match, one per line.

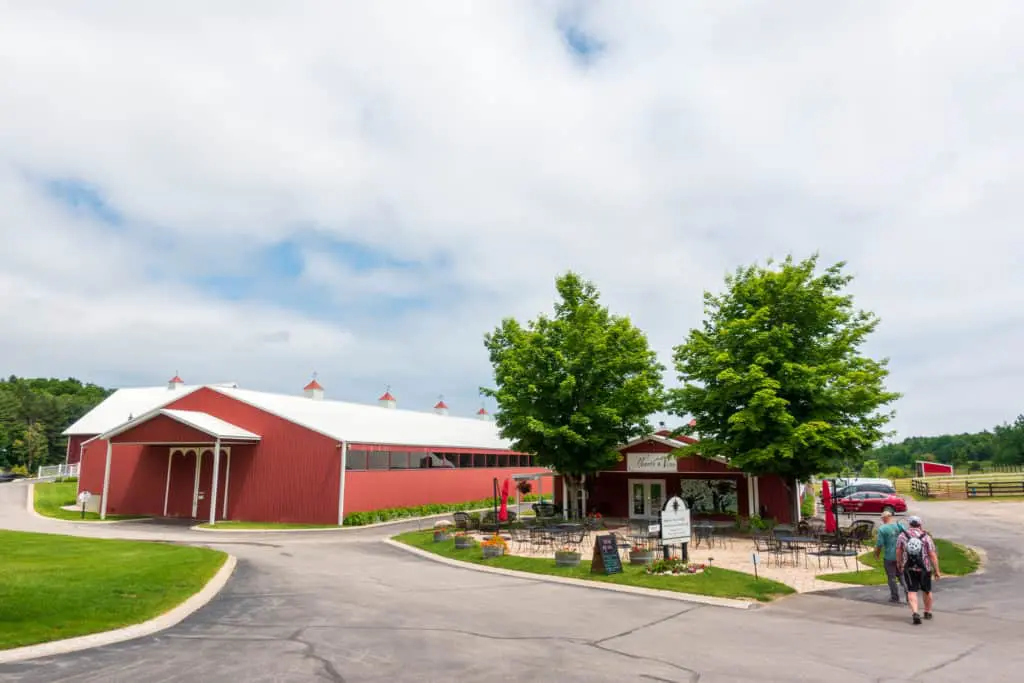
left=449, top=512, right=875, bottom=593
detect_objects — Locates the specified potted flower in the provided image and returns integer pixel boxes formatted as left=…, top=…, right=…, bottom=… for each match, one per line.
left=433, top=520, right=453, bottom=542
left=480, top=534, right=508, bottom=559
left=554, top=545, right=581, bottom=568
left=454, top=531, right=474, bottom=549
left=628, top=544, right=655, bottom=565
left=517, top=480, right=533, bottom=496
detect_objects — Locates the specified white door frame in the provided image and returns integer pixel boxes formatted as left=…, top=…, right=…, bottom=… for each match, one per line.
left=628, top=478, right=667, bottom=520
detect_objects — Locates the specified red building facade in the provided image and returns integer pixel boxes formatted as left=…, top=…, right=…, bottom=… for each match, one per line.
left=73, top=383, right=547, bottom=525
left=553, top=433, right=797, bottom=524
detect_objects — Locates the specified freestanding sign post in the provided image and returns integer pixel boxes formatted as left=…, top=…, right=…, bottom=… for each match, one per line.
left=77, top=490, right=91, bottom=520
left=660, top=495, right=692, bottom=562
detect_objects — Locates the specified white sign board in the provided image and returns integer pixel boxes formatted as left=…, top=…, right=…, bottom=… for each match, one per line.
left=627, top=452, right=677, bottom=473
left=659, top=496, right=691, bottom=544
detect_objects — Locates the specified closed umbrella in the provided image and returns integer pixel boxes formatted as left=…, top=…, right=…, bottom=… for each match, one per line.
left=822, top=480, right=836, bottom=533
left=498, top=478, right=511, bottom=522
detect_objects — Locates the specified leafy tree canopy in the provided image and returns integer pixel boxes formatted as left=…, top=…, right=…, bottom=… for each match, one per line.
left=0, top=376, right=112, bottom=470
left=668, top=255, right=901, bottom=481
left=482, top=272, right=665, bottom=488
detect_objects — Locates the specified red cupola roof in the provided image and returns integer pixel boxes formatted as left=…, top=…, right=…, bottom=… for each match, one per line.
left=169, top=375, right=184, bottom=384
left=304, top=379, right=324, bottom=391
left=476, top=407, right=487, bottom=415
left=379, top=391, right=396, bottom=401
left=434, top=400, right=448, bottom=409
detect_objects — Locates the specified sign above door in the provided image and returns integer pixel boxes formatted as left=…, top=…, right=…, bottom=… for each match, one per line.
left=626, top=452, right=678, bottom=473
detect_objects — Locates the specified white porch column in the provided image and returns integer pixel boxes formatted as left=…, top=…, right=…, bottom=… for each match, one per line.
left=208, top=439, right=221, bottom=526
left=752, top=476, right=761, bottom=516
left=163, top=450, right=173, bottom=516
left=191, top=450, right=202, bottom=518
left=561, top=477, right=568, bottom=518
left=337, top=441, right=348, bottom=525
left=222, top=451, right=232, bottom=520
left=100, top=441, right=113, bottom=520
left=746, top=474, right=754, bottom=518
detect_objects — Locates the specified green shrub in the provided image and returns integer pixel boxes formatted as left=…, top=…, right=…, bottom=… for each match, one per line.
left=342, top=496, right=519, bottom=526
left=10, top=465, right=29, bottom=477
left=883, top=466, right=905, bottom=480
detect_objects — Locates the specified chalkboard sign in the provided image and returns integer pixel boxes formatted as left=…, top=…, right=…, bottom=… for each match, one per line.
left=591, top=534, right=623, bottom=575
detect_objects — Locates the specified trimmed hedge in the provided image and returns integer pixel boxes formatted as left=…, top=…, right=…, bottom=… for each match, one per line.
left=342, top=493, right=542, bottom=526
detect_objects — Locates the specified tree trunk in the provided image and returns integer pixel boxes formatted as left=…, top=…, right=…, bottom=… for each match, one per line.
left=564, top=474, right=584, bottom=520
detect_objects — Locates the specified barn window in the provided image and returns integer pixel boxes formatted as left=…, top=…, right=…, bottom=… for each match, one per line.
left=486, top=454, right=498, bottom=468
left=472, top=453, right=486, bottom=467
left=442, top=453, right=459, bottom=468
left=390, top=451, right=411, bottom=469
left=367, top=451, right=389, bottom=470
left=346, top=449, right=367, bottom=470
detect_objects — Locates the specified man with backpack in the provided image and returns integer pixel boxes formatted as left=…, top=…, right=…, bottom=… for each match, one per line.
left=896, top=515, right=941, bottom=625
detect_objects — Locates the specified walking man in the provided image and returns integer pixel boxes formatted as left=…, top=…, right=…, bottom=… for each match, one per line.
left=874, top=510, right=905, bottom=603
left=896, top=515, right=941, bottom=625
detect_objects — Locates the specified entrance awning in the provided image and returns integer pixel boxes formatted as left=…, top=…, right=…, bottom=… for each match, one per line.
left=98, top=409, right=261, bottom=443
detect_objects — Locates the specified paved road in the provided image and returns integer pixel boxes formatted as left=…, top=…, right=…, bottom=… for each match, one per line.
left=1, top=483, right=1021, bottom=682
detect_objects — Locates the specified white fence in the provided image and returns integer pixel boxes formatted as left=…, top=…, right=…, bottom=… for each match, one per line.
left=37, top=463, right=79, bottom=479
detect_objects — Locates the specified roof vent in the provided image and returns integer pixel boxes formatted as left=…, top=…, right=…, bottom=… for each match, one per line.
left=378, top=386, right=397, bottom=409
left=168, top=373, right=184, bottom=390
left=303, top=373, right=324, bottom=400
left=433, top=396, right=449, bottom=416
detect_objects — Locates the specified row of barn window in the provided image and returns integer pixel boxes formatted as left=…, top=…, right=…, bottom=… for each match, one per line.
left=344, top=450, right=538, bottom=471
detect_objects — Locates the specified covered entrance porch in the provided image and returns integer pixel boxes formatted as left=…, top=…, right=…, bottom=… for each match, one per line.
left=96, top=408, right=261, bottom=523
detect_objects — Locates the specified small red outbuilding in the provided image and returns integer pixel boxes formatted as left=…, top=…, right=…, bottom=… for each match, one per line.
left=66, top=378, right=547, bottom=525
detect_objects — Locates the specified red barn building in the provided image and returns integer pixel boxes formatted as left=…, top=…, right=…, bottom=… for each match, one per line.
left=553, top=431, right=798, bottom=524
left=65, top=377, right=545, bottom=525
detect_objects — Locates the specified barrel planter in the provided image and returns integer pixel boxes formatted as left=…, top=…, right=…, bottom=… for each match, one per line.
left=629, top=549, right=655, bottom=565
left=554, top=551, right=581, bottom=568
left=454, top=536, right=474, bottom=550
left=481, top=545, right=505, bottom=559
left=433, top=531, right=451, bottom=543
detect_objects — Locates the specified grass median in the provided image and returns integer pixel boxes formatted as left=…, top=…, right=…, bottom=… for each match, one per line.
left=0, top=530, right=227, bottom=650
left=817, top=538, right=979, bottom=586
left=394, top=530, right=794, bottom=602
left=33, top=481, right=145, bottom=522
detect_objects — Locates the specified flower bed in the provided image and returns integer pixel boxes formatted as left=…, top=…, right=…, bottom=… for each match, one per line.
left=645, top=558, right=707, bottom=576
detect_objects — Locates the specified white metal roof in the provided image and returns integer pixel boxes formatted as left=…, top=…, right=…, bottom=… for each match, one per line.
left=65, top=382, right=514, bottom=451
left=209, top=386, right=514, bottom=450
left=62, top=384, right=223, bottom=435
left=96, top=408, right=261, bottom=441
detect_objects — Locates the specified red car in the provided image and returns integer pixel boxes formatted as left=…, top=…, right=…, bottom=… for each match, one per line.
left=836, top=491, right=907, bottom=515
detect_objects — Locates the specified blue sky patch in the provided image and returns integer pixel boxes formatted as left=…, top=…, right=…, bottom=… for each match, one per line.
left=43, top=177, right=123, bottom=227
left=557, top=13, right=605, bottom=65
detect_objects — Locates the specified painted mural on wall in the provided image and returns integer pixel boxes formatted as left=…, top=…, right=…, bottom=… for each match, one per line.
left=678, top=479, right=738, bottom=515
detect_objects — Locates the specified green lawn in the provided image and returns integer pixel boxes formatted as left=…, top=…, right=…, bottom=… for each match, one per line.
left=394, top=531, right=794, bottom=602
left=33, top=482, right=145, bottom=522
left=197, top=521, right=340, bottom=530
left=818, top=538, right=979, bottom=585
left=0, top=530, right=227, bottom=650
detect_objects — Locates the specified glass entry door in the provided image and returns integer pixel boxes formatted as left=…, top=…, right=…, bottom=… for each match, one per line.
left=629, top=479, right=666, bottom=520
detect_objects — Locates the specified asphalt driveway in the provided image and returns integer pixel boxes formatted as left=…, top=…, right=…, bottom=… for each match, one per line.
left=2, top=483, right=1021, bottom=682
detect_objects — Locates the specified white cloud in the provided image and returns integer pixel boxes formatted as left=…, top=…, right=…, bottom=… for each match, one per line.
left=1, top=0, right=1022, bottom=436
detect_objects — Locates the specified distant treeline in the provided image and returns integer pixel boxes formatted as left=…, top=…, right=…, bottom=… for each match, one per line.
left=867, top=414, right=1024, bottom=469
left=0, top=376, right=112, bottom=471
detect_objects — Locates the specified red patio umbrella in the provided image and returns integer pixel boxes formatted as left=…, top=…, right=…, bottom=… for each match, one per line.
left=822, top=479, right=836, bottom=533
left=498, top=478, right=511, bottom=522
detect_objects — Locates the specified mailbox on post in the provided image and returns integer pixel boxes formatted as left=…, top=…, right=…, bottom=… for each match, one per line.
left=77, top=491, right=91, bottom=519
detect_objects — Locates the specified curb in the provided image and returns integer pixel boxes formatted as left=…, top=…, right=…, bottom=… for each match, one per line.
left=25, top=484, right=151, bottom=526
left=188, top=505, right=530, bottom=533
left=382, top=538, right=756, bottom=610
left=0, top=553, right=237, bottom=664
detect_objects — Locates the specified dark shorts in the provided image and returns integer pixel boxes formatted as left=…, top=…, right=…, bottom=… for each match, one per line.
left=903, top=567, right=932, bottom=593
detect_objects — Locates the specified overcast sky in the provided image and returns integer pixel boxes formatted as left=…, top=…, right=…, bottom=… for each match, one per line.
left=1, top=1, right=1022, bottom=440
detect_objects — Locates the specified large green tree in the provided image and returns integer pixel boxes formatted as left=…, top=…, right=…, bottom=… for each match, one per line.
left=482, top=272, right=665, bottom=517
left=668, top=255, right=901, bottom=494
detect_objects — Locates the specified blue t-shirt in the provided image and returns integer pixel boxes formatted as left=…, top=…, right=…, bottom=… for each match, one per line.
left=876, top=521, right=905, bottom=561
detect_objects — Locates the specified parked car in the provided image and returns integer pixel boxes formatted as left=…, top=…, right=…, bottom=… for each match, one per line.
left=835, top=491, right=907, bottom=515
left=834, top=482, right=897, bottom=499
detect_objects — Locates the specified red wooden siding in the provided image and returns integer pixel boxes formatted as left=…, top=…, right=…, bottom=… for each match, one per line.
left=65, top=434, right=93, bottom=465
left=77, top=440, right=167, bottom=516
left=345, top=468, right=549, bottom=513
left=755, top=474, right=795, bottom=524
left=918, top=461, right=954, bottom=477
left=110, top=414, right=216, bottom=445
left=163, top=388, right=341, bottom=524
left=609, top=439, right=734, bottom=474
